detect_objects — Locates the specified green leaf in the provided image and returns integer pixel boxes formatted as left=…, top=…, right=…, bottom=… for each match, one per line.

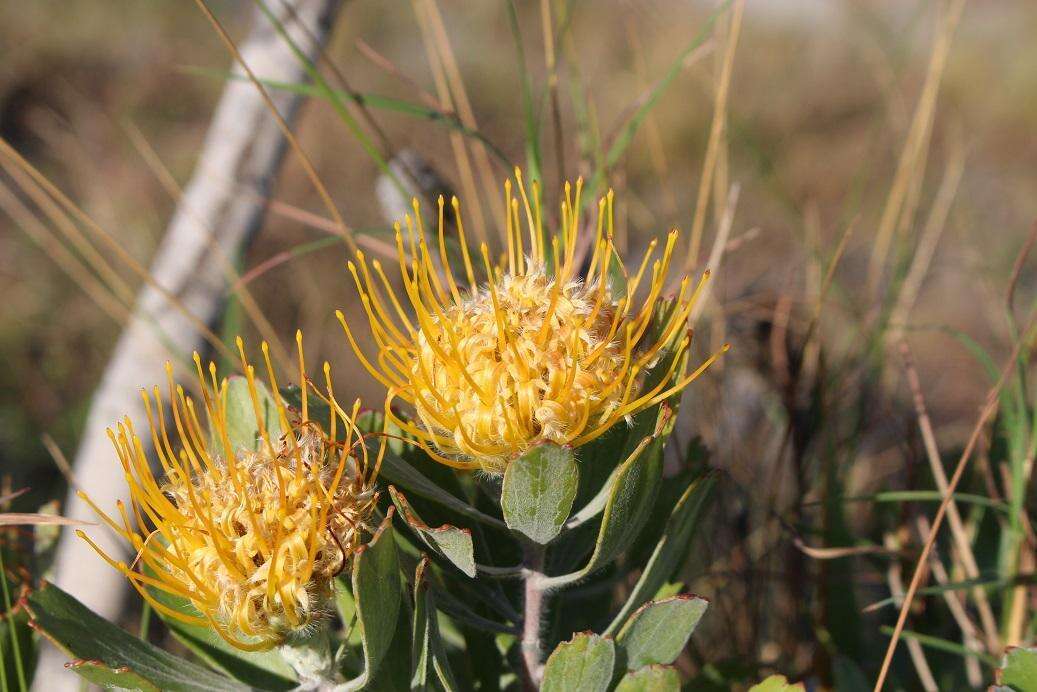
left=748, top=675, right=806, bottom=692
left=389, top=486, right=477, bottom=578
left=540, top=632, right=615, bottom=692
left=411, top=557, right=459, bottom=691
left=606, top=473, right=716, bottom=634
left=378, top=448, right=507, bottom=530
left=222, top=376, right=283, bottom=454
left=25, top=581, right=245, bottom=691
left=614, top=665, right=681, bottom=691
left=65, top=659, right=161, bottom=691
left=144, top=569, right=296, bottom=690
left=542, top=407, right=670, bottom=588
left=616, top=596, right=708, bottom=670
left=501, top=443, right=578, bottom=544
left=338, top=510, right=403, bottom=690
left=997, top=647, right=1037, bottom=690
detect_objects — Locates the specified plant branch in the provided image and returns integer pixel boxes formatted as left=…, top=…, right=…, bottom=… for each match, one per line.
left=520, top=543, right=547, bottom=690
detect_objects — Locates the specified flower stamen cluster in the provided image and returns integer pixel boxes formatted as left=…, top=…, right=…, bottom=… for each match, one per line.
left=340, top=173, right=724, bottom=472
left=79, top=335, right=377, bottom=650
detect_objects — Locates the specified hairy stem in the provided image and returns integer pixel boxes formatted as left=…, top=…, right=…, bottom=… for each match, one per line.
left=280, top=624, right=339, bottom=690
left=521, top=543, right=547, bottom=689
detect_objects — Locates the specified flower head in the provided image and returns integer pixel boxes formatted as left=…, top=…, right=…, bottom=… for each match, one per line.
left=78, top=334, right=378, bottom=650
left=339, top=172, right=724, bottom=473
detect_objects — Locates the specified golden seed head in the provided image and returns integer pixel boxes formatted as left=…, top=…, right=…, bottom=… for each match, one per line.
left=79, top=336, right=379, bottom=650
left=340, top=173, right=724, bottom=472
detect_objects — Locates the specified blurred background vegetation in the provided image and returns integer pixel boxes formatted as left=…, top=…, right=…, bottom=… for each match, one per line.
left=3, top=0, right=1037, bottom=688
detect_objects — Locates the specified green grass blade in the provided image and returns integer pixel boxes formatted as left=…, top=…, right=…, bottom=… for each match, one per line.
left=250, top=0, right=406, bottom=195
left=879, top=627, right=998, bottom=668
left=0, top=547, right=27, bottom=692
left=183, top=67, right=513, bottom=167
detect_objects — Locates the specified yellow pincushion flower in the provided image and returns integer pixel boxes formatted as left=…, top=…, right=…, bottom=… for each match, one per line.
left=339, top=172, right=723, bottom=473
left=78, top=334, right=378, bottom=651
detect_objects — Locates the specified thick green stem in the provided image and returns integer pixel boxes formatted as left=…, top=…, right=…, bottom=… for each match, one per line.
left=521, top=543, right=547, bottom=689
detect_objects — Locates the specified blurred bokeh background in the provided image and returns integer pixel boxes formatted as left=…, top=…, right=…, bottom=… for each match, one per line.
left=3, top=0, right=1037, bottom=688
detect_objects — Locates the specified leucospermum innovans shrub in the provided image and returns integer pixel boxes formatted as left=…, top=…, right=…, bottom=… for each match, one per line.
left=77, top=334, right=379, bottom=651
left=339, top=170, right=726, bottom=473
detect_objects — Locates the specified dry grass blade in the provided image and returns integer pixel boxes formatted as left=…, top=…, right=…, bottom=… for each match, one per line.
left=411, top=0, right=491, bottom=243
left=690, top=182, right=740, bottom=325
left=867, top=0, right=966, bottom=295
left=192, top=0, right=358, bottom=255
left=0, top=137, right=238, bottom=365
left=899, top=340, right=1001, bottom=652
left=0, top=514, right=94, bottom=527
left=122, top=122, right=294, bottom=373
left=889, top=131, right=966, bottom=338
left=883, top=532, right=938, bottom=691
left=0, top=178, right=131, bottom=325
left=793, top=537, right=891, bottom=560
left=0, top=488, right=30, bottom=507
left=915, top=515, right=984, bottom=687
left=684, top=0, right=745, bottom=273
left=873, top=313, right=1030, bottom=691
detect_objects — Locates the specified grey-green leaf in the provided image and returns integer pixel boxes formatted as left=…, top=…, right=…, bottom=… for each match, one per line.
left=389, top=486, right=476, bottom=578
left=998, top=647, right=1037, bottom=691
left=411, top=557, right=459, bottom=691
left=378, top=447, right=506, bottom=529
left=338, top=510, right=403, bottom=691
left=614, top=665, right=681, bottom=691
left=540, top=632, right=615, bottom=692
left=144, top=571, right=296, bottom=690
left=501, top=443, right=578, bottom=544
left=606, top=473, right=716, bottom=634
left=748, top=674, right=807, bottom=691
left=25, top=581, right=246, bottom=691
left=542, top=408, right=670, bottom=588
left=616, top=596, right=709, bottom=670
left=222, top=376, right=284, bottom=454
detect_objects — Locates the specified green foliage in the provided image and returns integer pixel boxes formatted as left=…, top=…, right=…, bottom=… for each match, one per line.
left=995, top=647, right=1037, bottom=691
left=144, top=569, right=297, bottom=690
left=748, top=675, right=806, bottom=692
left=411, top=558, right=459, bottom=690
left=25, top=582, right=246, bottom=691
left=501, top=443, right=579, bottom=545
left=540, top=633, right=615, bottom=692
left=390, top=485, right=477, bottom=578
left=220, top=376, right=283, bottom=454
left=614, top=665, right=681, bottom=692
left=616, top=596, right=709, bottom=670
left=339, top=511, right=403, bottom=690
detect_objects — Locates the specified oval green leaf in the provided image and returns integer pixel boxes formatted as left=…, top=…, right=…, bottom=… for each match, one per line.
left=501, top=443, right=578, bottom=545
left=616, top=595, right=709, bottom=670
left=999, top=647, right=1037, bottom=692
left=615, top=665, right=681, bottom=691
left=541, top=632, right=615, bottom=692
